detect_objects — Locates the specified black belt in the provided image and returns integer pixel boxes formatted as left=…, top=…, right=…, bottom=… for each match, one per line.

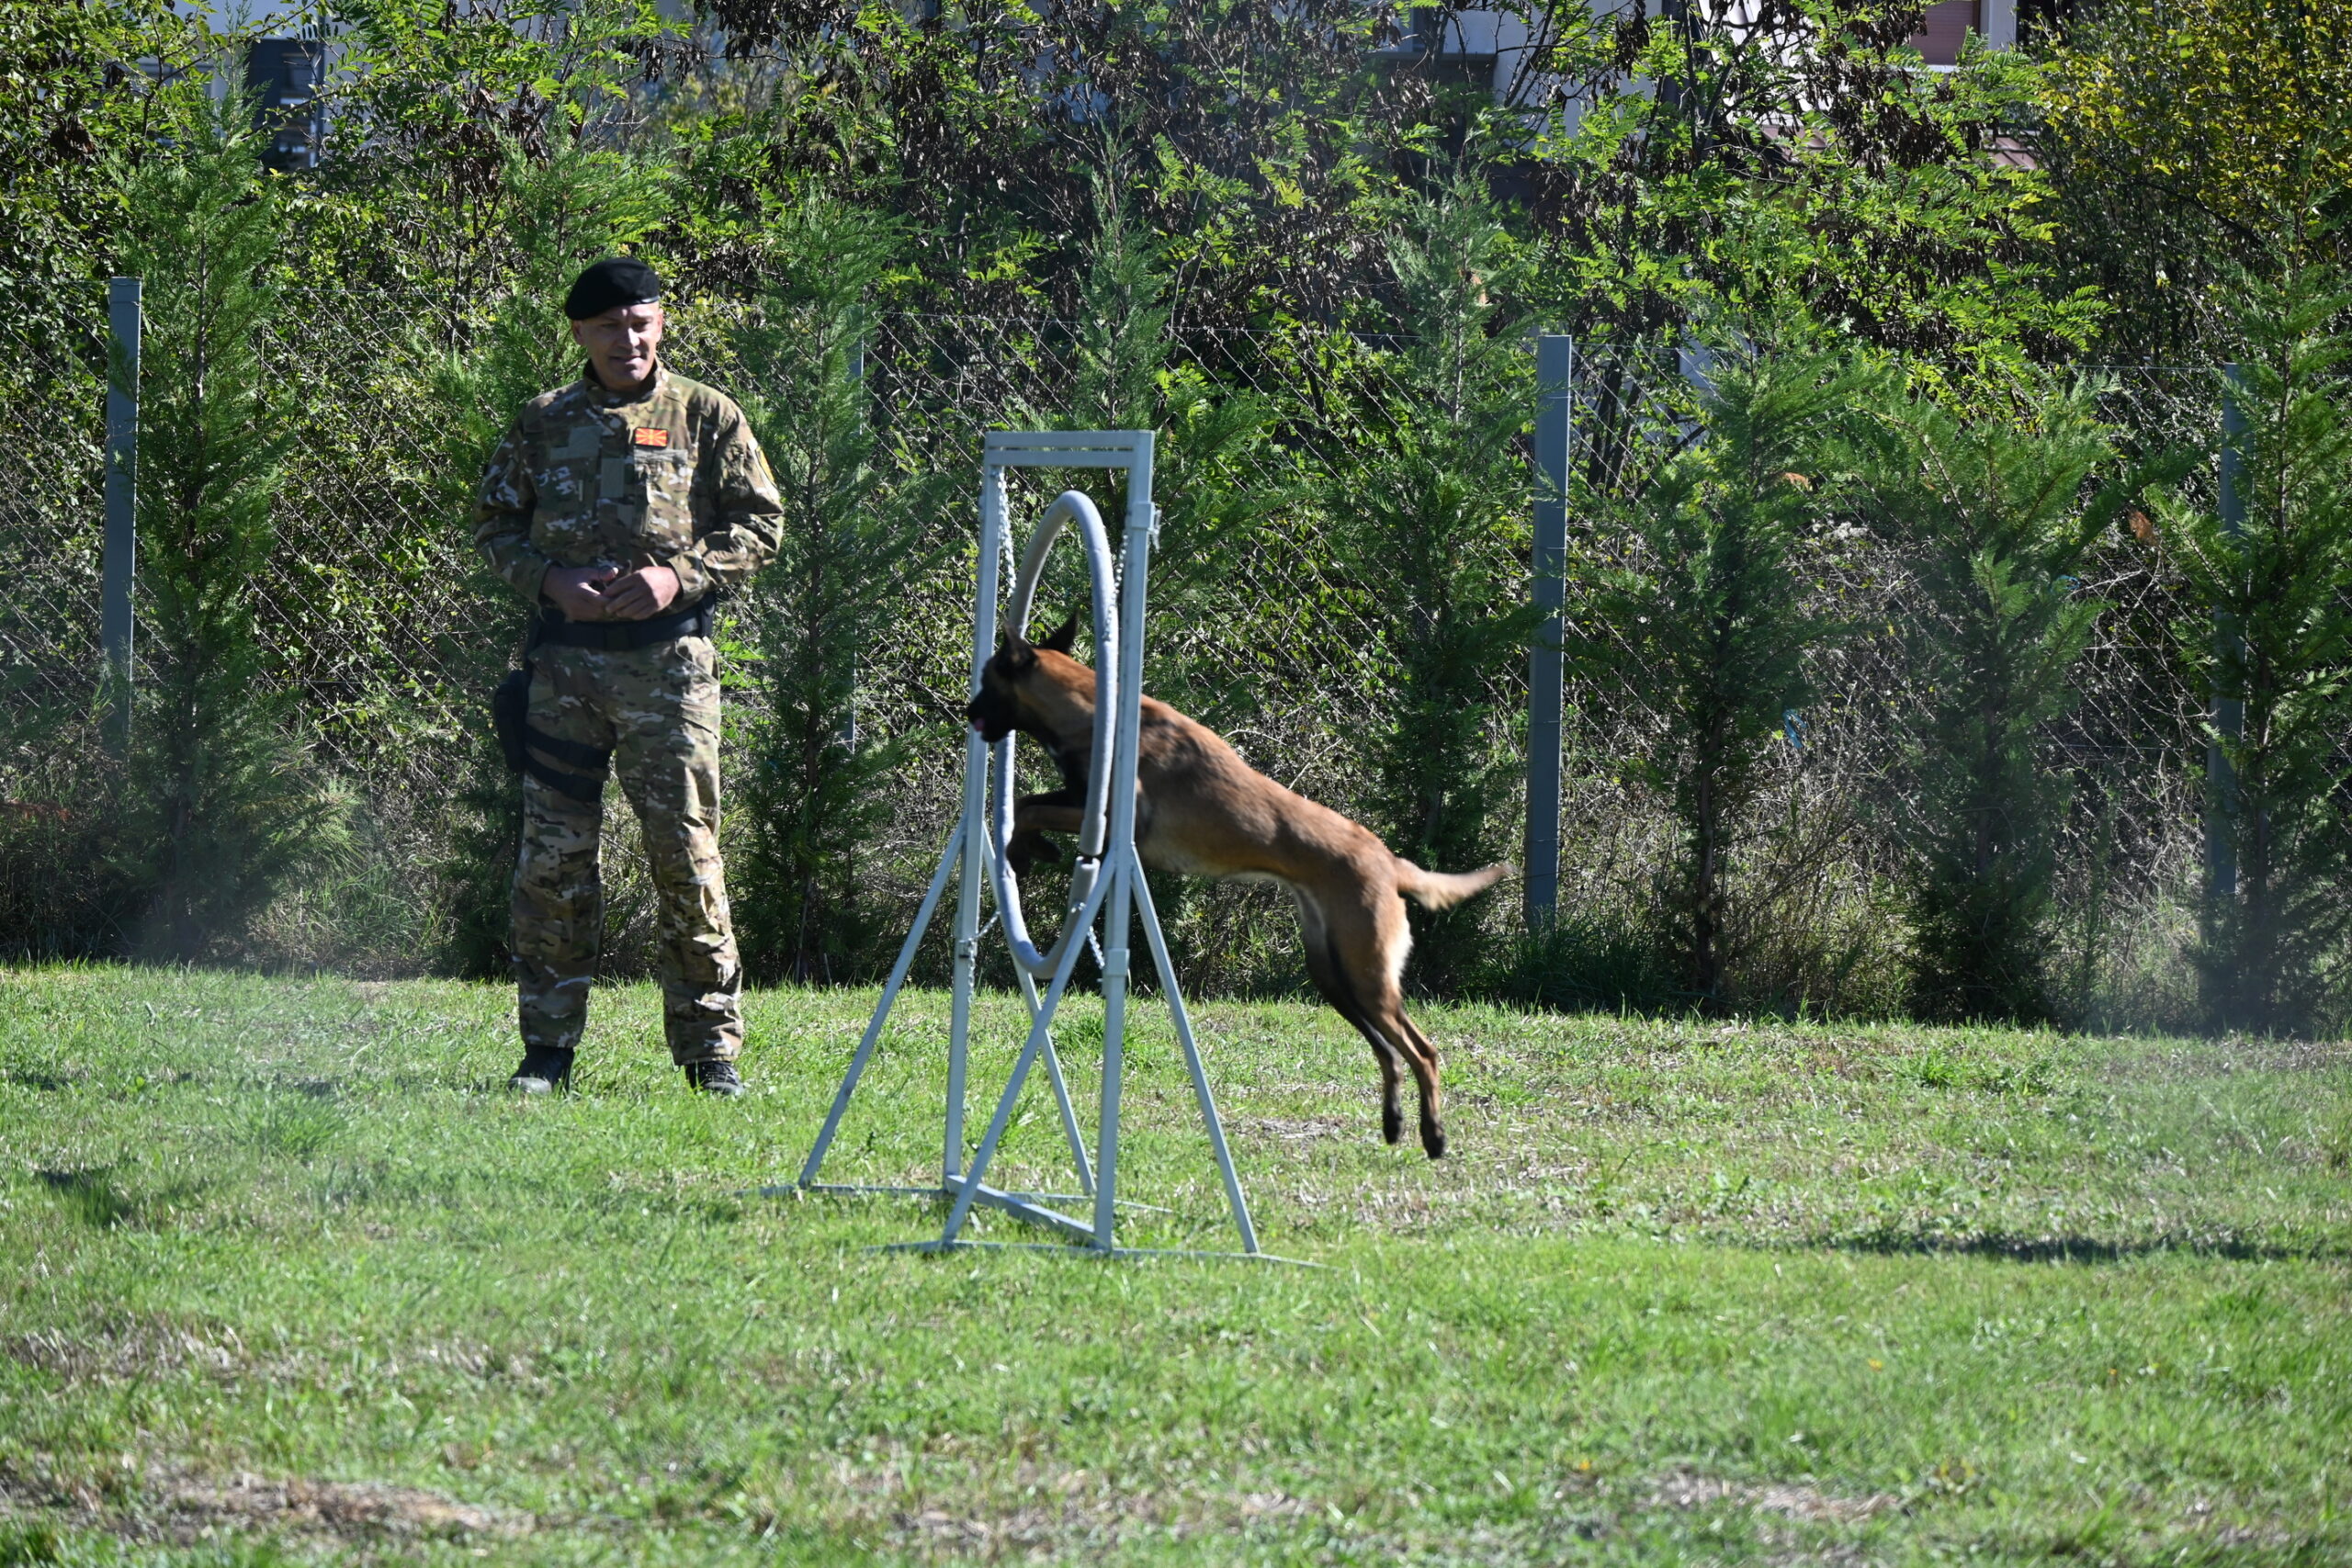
left=531, top=594, right=715, bottom=652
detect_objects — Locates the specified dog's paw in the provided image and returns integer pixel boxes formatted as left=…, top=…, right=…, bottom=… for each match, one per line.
left=1006, top=833, right=1064, bottom=877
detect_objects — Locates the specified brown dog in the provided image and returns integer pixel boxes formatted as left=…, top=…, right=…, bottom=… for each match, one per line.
left=966, top=618, right=1513, bottom=1158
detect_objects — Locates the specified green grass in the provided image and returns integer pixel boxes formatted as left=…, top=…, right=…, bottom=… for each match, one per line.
left=0, top=964, right=2346, bottom=1564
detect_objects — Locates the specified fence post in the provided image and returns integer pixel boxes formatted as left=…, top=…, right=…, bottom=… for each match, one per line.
left=1524, top=333, right=1573, bottom=931
left=102, top=276, right=141, bottom=750
left=840, top=331, right=866, bottom=756
left=2209, top=364, right=2245, bottom=901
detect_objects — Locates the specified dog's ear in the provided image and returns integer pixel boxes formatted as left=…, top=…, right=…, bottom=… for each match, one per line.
left=995, top=630, right=1037, bottom=673
left=1039, top=614, right=1080, bottom=655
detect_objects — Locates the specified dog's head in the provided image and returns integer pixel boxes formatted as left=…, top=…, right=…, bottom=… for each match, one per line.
left=967, top=614, right=1080, bottom=743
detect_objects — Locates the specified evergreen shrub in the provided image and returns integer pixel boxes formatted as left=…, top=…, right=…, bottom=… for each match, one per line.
left=1340, top=186, right=1538, bottom=992
left=112, top=96, right=349, bottom=960
left=1846, top=378, right=2156, bottom=1022
left=732, top=199, right=948, bottom=983
left=2162, top=269, right=2352, bottom=1034
left=1572, top=333, right=1878, bottom=1010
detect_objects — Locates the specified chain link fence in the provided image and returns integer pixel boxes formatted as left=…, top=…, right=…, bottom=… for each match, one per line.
left=0, top=283, right=2229, bottom=1023
left=0, top=288, right=111, bottom=718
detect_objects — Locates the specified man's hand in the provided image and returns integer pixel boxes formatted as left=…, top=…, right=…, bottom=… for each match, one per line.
left=544, top=564, right=617, bottom=621
left=601, top=562, right=682, bottom=621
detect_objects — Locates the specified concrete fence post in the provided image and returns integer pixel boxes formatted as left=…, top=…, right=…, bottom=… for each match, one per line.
left=102, top=276, right=141, bottom=750
left=1525, top=333, right=1573, bottom=930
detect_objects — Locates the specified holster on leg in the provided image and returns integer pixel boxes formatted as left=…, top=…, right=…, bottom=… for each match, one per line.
left=493, top=663, right=612, bottom=804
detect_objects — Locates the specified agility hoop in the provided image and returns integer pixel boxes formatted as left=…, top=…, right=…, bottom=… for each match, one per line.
left=989, top=489, right=1116, bottom=977
left=780, top=431, right=1288, bottom=1262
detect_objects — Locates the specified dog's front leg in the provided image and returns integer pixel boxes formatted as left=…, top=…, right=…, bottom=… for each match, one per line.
left=1009, top=791, right=1087, bottom=875
left=1013, top=792, right=1087, bottom=837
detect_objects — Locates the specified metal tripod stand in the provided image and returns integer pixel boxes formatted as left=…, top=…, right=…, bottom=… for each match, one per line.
left=789, top=431, right=1281, bottom=1259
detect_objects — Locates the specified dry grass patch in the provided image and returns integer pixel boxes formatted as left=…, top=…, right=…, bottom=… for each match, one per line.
left=1647, top=1466, right=1905, bottom=1522
left=141, top=1470, right=533, bottom=1546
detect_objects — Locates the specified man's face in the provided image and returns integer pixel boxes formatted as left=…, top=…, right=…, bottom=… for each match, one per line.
left=571, top=301, right=663, bottom=391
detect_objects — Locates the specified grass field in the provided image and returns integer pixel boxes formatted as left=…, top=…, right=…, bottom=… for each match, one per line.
left=1, top=964, right=2347, bottom=1565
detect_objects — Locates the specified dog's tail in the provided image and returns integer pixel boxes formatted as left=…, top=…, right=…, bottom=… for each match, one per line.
left=1394, top=859, right=1515, bottom=910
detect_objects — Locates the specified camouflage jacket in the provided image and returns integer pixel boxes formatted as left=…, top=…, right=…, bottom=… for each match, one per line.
left=472, top=365, right=785, bottom=605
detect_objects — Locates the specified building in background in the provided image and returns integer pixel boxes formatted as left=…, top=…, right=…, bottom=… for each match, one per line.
left=190, top=0, right=2024, bottom=175
left=243, top=34, right=326, bottom=170
left=180, top=1, right=327, bottom=168
left=1408, top=0, right=2020, bottom=108
left=1909, top=0, right=2018, bottom=63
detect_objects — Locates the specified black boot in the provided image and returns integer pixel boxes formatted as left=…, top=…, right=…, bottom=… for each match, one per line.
left=509, top=1047, right=574, bottom=1094
left=684, top=1059, right=744, bottom=1098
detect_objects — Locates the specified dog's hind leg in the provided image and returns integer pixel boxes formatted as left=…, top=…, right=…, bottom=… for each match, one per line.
left=1378, top=998, right=1448, bottom=1160
left=1330, top=893, right=1449, bottom=1159
left=1293, top=888, right=1408, bottom=1145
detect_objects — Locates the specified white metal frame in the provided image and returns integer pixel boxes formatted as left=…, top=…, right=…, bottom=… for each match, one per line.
left=788, top=430, right=1280, bottom=1259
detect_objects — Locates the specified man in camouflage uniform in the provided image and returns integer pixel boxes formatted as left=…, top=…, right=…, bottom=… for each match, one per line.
left=473, top=257, right=784, bottom=1096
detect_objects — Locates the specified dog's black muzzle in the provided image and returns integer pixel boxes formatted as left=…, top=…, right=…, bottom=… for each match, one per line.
left=966, top=685, right=1017, bottom=744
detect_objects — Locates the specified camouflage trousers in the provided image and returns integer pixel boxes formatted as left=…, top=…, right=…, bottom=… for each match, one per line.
left=511, top=635, right=742, bottom=1064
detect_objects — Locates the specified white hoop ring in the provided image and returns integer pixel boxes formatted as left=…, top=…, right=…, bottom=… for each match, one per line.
left=986, top=490, right=1119, bottom=976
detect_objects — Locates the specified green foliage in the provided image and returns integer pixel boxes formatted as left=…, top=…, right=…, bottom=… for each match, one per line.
left=1070, top=147, right=1172, bottom=434
left=0, top=0, right=2273, bottom=1025
left=1576, top=334, right=1876, bottom=1007
left=1057, top=149, right=1285, bottom=652
left=309, top=0, right=680, bottom=293
left=1515, top=0, right=2099, bottom=367
left=2159, top=269, right=2352, bottom=1034
left=2041, top=0, right=2352, bottom=361
left=1029, top=142, right=1295, bottom=671
left=690, top=0, right=1435, bottom=322
left=114, top=95, right=348, bottom=960
left=1847, top=379, right=2143, bottom=1022
left=1036, top=154, right=1322, bottom=992
left=1489, top=913, right=1682, bottom=1016
left=0, top=747, right=137, bottom=959
left=0, top=0, right=207, bottom=351
left=426, top=140, right=674, bottom=463
left=732, top=199, right=944, bottom=983
left=1342, top=185, right=1537, bottom=988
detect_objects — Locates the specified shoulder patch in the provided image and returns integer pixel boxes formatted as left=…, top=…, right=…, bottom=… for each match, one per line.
left=632, top=427, right=672, bottom=448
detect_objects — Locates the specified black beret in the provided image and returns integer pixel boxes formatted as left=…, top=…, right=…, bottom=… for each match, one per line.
left=563, top=256, right=663, bottom=321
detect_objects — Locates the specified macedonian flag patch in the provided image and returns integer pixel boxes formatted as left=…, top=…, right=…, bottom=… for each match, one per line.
left=632, top=427, right=671, bottom=448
